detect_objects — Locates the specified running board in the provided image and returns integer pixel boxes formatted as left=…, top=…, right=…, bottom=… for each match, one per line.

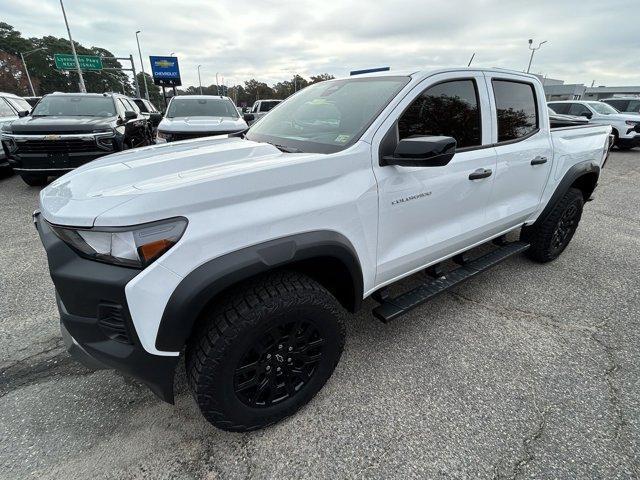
left=372, top=241, right=530, bottom=323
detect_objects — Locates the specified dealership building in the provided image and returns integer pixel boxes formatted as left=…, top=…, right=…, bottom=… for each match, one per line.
left=539, top=76, right=640, bottom=101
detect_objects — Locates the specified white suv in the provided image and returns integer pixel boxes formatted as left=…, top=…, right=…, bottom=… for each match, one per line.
left=548, top=100, right=640, bottom=150
left=601, top=97, right=640, bottom=115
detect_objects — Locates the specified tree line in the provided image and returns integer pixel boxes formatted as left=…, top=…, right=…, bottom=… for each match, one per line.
left=0, top=22, right=334, bottom=109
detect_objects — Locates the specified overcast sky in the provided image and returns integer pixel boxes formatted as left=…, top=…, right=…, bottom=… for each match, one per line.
left=4, top=0, right=640, bottom=88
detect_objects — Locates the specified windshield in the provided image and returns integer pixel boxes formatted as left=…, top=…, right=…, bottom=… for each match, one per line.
left=166, top=97, right=238, bottom=118
left=246, top=76, right=410, bottom=153
left=32, top=96, right=116, bottom=117
left=6, top=97, right=32, bottom=112
left=588, top=102, right=619, bottom=115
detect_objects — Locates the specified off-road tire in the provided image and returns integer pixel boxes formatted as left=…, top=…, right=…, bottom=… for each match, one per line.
left=186, top=271, right=346, bottom=432
left=521, top=187, right=584, bottom=263
left=20, top=173, right=48, bottom=186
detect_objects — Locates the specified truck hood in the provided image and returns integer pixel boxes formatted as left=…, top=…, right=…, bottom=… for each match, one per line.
left=39, top=136, right=315, bottom=227
left=8, top=115, right=116, bottom=134
left=604, top=113, right=640, bottom=122
left=158, top=116, right=247, bottom=133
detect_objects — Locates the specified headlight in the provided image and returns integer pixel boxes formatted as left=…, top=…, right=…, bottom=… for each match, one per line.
left=2, top=138, right=17, bottom=153
left=625, top=120, right=640, bottom=126
left=49, top=217, right=187, bottom=268
left=95, top=130, right=116, bottom=150
left=156, top=131, right=172, bottom=141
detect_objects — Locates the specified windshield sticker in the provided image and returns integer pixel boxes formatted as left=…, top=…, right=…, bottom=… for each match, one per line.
left=335, top=134, right=350, bottom=143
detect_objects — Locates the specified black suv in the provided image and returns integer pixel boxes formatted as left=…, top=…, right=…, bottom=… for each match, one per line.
left=1, top=92, right=160, bottom=186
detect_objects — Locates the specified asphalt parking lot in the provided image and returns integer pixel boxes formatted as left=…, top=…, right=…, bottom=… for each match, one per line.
left=1, top=150, right=639, bottom=479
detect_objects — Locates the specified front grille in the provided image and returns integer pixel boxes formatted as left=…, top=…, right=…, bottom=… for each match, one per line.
left=16, top=139, right=98, bottom=153
left=170, top=131, right=237, bottom=141
left=97, top=303, right=132, bottom=344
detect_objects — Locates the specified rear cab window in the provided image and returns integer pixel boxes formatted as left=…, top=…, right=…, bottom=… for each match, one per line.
left=492, top=79, right=539, bottom=142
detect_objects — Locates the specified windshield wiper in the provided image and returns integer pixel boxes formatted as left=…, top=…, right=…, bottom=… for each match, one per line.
left=272, top=143, right=303, bottom=153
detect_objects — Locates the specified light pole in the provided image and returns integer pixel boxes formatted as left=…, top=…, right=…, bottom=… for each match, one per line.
left=526, top=39, right=547, bottom=74
left=197, top=65, right=203, bottom=94
left=135, top=30, right=149, bottom=100
left=59, top=0, right=86, bottom=93
left=19, top=47, right=46, bottom=96
left=215, top=72, right=220, bottom=95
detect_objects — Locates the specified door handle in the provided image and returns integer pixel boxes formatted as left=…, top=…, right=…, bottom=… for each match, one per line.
left=468, top=168, right=493, bottom=180
left=531, top=156, right=548, bottom=165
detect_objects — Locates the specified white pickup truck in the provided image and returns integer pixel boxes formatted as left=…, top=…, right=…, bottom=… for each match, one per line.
left=35, top=68, right=611, bottom=431
left=243, top=98, right=281, bottom=125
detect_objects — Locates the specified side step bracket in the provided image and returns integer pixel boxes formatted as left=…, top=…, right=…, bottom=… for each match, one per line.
left=372, top=241, right=530, bottom=323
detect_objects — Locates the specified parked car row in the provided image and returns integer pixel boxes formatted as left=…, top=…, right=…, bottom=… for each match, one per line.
left=547, top=99, right=640, bottom=150
left=0, top=92, right=34, bottom=171
left=0, top=92, right=163, bottom=185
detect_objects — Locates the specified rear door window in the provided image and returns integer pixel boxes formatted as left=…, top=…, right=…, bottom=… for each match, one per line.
left=398, top=79, right=482, bottom=149
left=492, top=80, right=538, bottom=142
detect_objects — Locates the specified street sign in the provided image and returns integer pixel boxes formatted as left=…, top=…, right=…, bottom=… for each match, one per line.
left=54, top=53, right=103, bottom=71
left=149, top=56, right=181, bottom=87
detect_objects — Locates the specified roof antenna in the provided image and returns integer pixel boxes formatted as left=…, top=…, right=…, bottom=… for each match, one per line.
left=467, top=53, right=476, bottom=67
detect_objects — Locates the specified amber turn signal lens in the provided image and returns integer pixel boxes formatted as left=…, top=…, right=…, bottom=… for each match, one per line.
left=138, top=239, right=175, bottom=263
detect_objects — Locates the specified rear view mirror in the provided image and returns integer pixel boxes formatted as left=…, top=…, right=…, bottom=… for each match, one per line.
left=124, top=110, right=137, bottom=121
left=149, top=112, right=162, bottom=126
left=243, top=113, right=255, bottom=122
left=582, top=111, right=593, bottom=119
left=382, top=136, right=457, bottom=167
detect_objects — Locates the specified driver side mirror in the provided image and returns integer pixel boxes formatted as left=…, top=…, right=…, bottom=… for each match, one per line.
left=17, top=110, right=29, bottom=118
left=382, top=136, right=457, bottom=167
left=581, top=111, right=593, bottom=119
left=149, top=112, right=162, bottom=126
left=124, top=110, right=137, bottom=121
left=243, top=113, right=255, bottom=122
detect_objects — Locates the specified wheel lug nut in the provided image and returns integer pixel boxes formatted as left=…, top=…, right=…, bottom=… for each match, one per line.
left=288, top=346, right=293, bottom=352
left=278, top=344, right=283, bottom=350
left=276, top=367, right=281, bottom=372
left=266, top=366, right=271, bottom=371
left=266, top=354, right=271, bottom=360
left=287, top=357, right=292, bottom=363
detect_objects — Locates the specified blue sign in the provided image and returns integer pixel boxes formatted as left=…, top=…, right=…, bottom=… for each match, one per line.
left=149, top=56, right=181, bottom=87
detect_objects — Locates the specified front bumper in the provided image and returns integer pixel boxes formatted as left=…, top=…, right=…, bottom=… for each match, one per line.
left=2, top=132, right=117, bottom=175
left=35, top=214, right=179, bottom=403
left=617, top=134, right=640, bottom=148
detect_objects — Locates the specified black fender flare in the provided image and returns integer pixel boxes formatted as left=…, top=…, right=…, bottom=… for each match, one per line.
left=155, top=230, right=364, bottom=351
left=531, top=160, right=600, bottom=228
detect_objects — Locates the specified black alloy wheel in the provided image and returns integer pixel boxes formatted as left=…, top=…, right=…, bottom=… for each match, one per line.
left=234, top=320, right=324, bottom=408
